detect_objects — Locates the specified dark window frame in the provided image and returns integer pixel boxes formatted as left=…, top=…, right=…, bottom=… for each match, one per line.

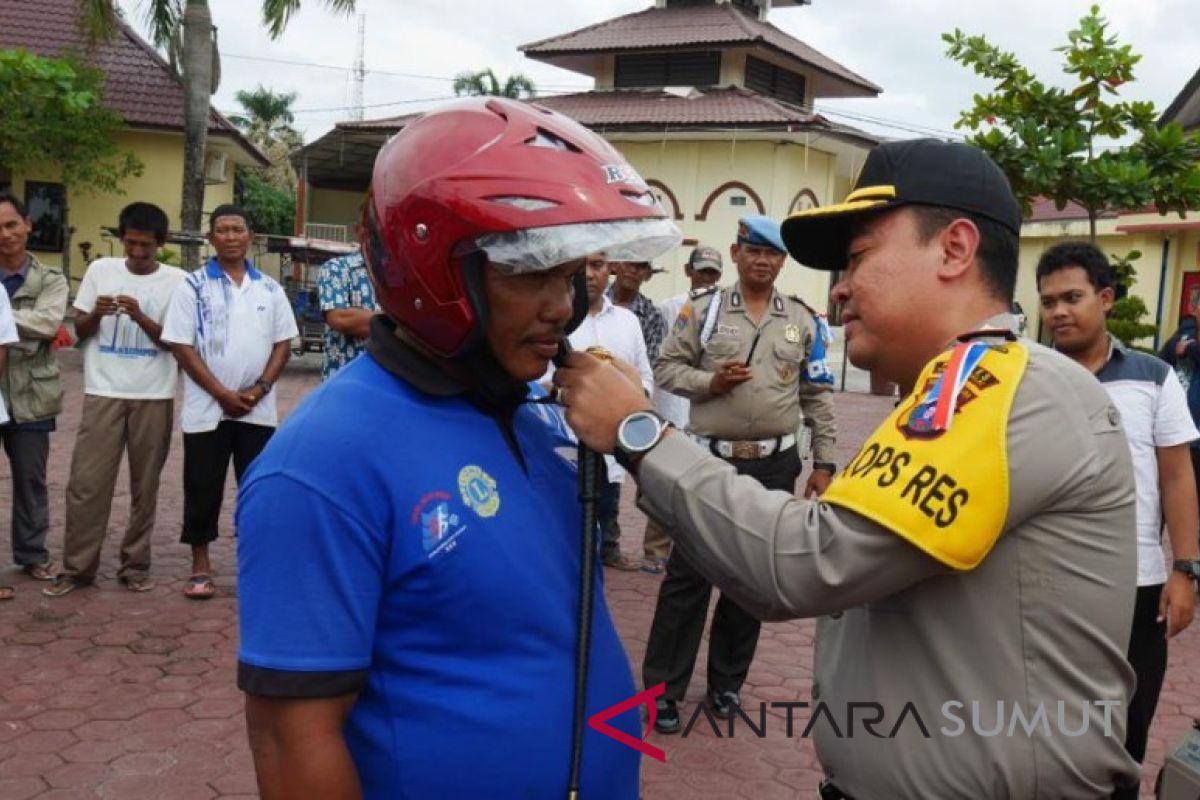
left=614, top=50, right=721, bottom=89
left=744, top=55, right=807, bottom=106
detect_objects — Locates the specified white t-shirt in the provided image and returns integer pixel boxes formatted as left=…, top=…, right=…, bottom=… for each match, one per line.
left=543, top=297, right=653, bottom=483
left=1097, top=342, right=1199, bottom=585
left=73, top=257, right=185, bottom=399
left=161, top=262, right=299, bottom=433
left=0, top=288, right=19, bottom=425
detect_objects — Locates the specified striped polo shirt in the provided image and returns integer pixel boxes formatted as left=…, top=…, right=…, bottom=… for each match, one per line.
left=1095, top=335, right=1198, bottom=585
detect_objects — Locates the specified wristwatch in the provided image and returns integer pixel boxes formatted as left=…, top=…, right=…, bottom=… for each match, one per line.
left=614, top=410, right=672, bottom=471
left=1172, top=560, right=1200, bottom=581
left=813, top=461, right=837, bottom=475
left=254, top=378, right=273, bottom=395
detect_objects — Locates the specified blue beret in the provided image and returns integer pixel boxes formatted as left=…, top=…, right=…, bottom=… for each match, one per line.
left=737, top=215, right=786, bottom=253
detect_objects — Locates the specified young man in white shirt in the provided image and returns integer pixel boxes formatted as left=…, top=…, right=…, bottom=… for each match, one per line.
left=1038, top=241, right=1199, bottom=799
left=0, top=285, right=18, bottom=600
left=642, top=245, right=724, bottom=573
left=45, top=203, right=185, bottom=597
left=545, top=252, right=652, bottom=570
left=161, top=205, right=298, bottom=600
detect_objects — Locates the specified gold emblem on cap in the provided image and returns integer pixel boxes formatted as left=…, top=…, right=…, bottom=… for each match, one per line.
left=785, top=325, right=801, bottom=343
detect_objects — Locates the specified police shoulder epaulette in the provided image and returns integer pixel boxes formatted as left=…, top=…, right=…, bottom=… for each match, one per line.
left=689, top=285, right=718, bottom=301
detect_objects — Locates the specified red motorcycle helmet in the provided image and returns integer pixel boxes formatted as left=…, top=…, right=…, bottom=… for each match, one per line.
left=362, top=97, right=674, bottom=358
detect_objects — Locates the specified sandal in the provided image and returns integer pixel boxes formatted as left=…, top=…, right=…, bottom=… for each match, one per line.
left=641, top=558, right=667, bottom=575
left=0, top=585, right=13, bottom=601
left=21, top=562, right=55, bottom=581
left=122, top=576, right=156, bottom=593
left=602, top=552, right=642, bottom=572
left=43, top=576, right=84, bottom=597
left=183, top=574, right=216, bottom=600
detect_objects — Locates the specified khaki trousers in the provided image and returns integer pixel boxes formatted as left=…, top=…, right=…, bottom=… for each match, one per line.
left=61, top=395, right=173, bottom=581
left=642, top=516, right=673, bottom=561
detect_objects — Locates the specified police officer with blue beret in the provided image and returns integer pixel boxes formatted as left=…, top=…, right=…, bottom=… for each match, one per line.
left=643, top=213, right=838, bottom=732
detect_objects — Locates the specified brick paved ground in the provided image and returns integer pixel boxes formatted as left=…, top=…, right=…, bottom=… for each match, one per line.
left=1, top=349, right=1197, bottom=798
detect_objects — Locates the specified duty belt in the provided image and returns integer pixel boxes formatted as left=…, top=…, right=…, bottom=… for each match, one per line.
left=689, top=432, right=796, bottom=460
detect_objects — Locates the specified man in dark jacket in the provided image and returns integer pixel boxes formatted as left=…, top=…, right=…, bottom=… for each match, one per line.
left=1160, top=309, right=1200, bottom=518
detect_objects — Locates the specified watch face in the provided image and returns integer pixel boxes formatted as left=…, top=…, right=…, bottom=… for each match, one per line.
left=621, top=413, right=661, bottom=451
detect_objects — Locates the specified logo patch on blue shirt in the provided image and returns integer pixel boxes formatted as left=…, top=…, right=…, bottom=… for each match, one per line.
left=412, top=490, right=467, bottom=558
left=458, top=465, right=500, bottom=518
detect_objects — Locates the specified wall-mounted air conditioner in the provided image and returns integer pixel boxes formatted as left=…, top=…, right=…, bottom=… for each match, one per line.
left=204, top=152, right=228, bottom=184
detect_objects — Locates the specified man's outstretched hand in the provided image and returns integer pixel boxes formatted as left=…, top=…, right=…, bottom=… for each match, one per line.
left=554, top=351, right=652, bottom=454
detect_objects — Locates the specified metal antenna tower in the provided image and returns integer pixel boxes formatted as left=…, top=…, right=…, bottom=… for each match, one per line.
left=351, top=13, right=366, bottom=120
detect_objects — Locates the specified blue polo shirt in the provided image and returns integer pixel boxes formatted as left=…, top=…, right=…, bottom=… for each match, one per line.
left=236, top=352, right=640, bottom=799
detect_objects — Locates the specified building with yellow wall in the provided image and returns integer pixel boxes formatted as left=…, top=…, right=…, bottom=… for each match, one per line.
left=294, top=0, right=881, bottom=310
left=0, top=0, right=267, bottom=288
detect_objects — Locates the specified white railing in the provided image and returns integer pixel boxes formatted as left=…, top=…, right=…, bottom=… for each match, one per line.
left=304, top=223, right=350, bottom=242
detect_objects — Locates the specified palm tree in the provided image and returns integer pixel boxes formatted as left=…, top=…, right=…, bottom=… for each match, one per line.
left=230, top=85, right=299, bottom=148
left=231, top=85, right=301, bottom=192
left=452, top=68, right=536, bottom=99
left=77, top=0, right=355, bottom=267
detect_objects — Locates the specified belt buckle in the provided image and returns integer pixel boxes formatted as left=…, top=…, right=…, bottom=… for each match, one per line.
left=731, top=441, right=759, bottom=459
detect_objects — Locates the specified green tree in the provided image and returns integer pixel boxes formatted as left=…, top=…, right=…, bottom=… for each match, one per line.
left=230, top=84, right=302, bottom=194
left=1106, top=249, right=1158, bottom=348
left=944, top=4, right=1200, bottom=241
left=236, top=168, right=294, bottom=236
left=230, top=84, right=299, bottom=147
left=0, top=48, right=143, bottom=269
left=76, top=0, right=355, bottom=268
left=452, top=68, right=536, bottom=99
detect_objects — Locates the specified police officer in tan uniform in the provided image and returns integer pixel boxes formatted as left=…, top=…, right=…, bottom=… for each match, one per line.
left=554, top=140, right=1139, bottom=798
left=642, top=214, right=837, bottom=733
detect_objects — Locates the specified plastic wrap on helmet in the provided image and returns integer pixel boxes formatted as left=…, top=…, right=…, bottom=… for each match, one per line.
left=475, top=218, right=682, bottom=274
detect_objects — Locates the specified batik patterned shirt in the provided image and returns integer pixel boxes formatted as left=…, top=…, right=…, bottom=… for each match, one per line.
left=317, top=250, right=379, bottom=380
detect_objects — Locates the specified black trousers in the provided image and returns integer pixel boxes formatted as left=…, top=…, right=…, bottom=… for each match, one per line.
left=598, top=460, right=623, bottom=557
left=0, top=427, right=50, bottom=566
left=181, top=420, right=274, bottom=546
left=642, top=444, right=802, bottom=700
left=1192, top=449, right=1200, bottom=549
left=1112, top=583, right=1168, bottom=800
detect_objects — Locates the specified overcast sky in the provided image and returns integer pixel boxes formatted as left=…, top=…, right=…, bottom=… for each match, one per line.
left=115, top=0, right=1200, bottom=144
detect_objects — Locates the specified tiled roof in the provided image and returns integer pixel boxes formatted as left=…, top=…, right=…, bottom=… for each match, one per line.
left=533, top=88, right=868, bottom=136
left=1028, top=197, right=1118, bottom=222
left=0, top=0, right=266, bottom=162
left=1161, top=65, right=1200, bottom=131
left=520, top=4, right=879, bottom=96
left=336, top=90, right=877, bottom=145
left=336, top=111, right=424, bottom=132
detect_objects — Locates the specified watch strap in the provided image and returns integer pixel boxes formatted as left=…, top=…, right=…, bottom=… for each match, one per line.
left=1172, top=559, right=1200, bottom=579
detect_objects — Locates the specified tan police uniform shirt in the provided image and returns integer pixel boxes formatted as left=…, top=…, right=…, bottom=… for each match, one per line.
left=636, top=316, right=1138, bottom=799
left=654, top=282, right=837, bottom=465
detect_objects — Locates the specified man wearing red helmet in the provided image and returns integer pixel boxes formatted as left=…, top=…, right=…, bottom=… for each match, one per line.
left=235, top=98, right=679, bottom=799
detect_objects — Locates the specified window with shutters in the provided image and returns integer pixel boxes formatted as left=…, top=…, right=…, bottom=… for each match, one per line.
left=614, top=51, right=720, bottom=88
left=744, top=55, right=807, bottom=105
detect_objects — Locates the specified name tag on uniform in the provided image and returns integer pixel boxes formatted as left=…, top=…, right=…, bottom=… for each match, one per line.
left=716, top=324, right=739, bottom=337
